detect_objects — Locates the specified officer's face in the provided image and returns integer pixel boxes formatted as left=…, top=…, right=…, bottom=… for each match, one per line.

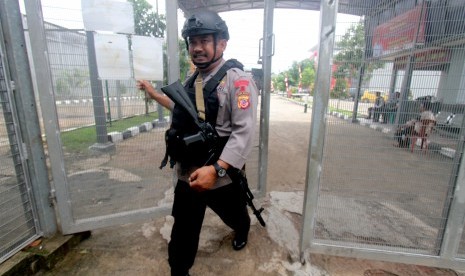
left=188, top=34, right=227, bottom=68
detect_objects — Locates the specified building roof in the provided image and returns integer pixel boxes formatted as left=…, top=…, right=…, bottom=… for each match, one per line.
left=177, top=0, right=371, bottom=16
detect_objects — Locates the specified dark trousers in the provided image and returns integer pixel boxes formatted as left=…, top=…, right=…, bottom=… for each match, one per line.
left=369, top=106, right=383, bottom=121
left=394, top=125, right=414, bottom=148
left=168, top=180, right=250, bottom=276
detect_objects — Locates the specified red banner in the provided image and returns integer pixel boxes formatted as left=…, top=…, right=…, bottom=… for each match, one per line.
left=372, top=5, right=426, bottom=57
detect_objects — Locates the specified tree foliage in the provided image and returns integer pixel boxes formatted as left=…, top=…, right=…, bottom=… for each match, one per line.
left=171, top=40, right=190, bottom=82
left=129, top=0, right=166, bottom=37
left=334, top=20, right=383, bottom=86
left=271, top=59, right=316, bottom=94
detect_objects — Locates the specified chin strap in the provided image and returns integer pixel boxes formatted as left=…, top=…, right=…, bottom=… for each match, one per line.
left=193, top=54, right=223, bottom=69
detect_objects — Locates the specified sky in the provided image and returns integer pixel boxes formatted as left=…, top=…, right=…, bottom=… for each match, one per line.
left=33, top=0, right=360, bottom=73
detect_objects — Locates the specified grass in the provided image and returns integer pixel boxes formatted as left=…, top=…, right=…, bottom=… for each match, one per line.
left=287, top=96, right=366, bottom=118
left=61, top=112, right=164, bottom=153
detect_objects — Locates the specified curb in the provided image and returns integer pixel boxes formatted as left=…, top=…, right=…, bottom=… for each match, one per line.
left=0, top=232, right=91, bottom=276
left=55, top=96, right=143, bottom=106
left=107, top=116, right=170, bottom=143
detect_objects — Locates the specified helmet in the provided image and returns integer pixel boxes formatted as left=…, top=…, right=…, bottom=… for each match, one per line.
left=181, top=10, right=229, bottom=41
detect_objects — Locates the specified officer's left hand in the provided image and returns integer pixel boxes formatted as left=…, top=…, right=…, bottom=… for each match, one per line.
left=189, top=166, right=217, bottom=192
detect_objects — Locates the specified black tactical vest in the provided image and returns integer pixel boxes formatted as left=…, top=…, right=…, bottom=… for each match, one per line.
left=160, top=59, right=244, bottom=170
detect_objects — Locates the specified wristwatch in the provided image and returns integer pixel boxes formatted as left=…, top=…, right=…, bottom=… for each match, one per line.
left=213, top=162, right=227, bottom=177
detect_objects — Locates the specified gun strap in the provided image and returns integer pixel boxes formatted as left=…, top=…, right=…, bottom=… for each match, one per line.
left=203, top=59, right=244, bottom=95
left=192, top=59, right=243, bottom=123
left=195, top=74, right=206, bottom=121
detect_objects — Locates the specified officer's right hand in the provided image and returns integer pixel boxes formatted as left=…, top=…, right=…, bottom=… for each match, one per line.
left=188, top=166, right=217, bottom=192
left=136, top=80, right=152, bottom=91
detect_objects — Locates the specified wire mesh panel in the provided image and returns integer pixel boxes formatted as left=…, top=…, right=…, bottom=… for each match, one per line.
left=459, top=227, right=465, bottom=258
left=36, top=1, right=174, bottom=226
left=0, top=40, right=39, bottom=264
left=306, top=0, right=465, bottom=266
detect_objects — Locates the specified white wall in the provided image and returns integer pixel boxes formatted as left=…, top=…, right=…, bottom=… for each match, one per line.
left=367, top=63, right=441, bottom=99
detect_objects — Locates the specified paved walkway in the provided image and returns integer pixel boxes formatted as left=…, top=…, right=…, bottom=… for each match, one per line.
left=2, top=95, right=464, bottom=276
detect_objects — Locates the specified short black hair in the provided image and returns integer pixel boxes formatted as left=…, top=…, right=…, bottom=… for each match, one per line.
left=421, top=101, right=432, bottom=110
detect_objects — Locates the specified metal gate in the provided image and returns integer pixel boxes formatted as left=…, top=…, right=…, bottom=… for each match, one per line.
left=22, top=0, right=175, bottom=234
left=301, top=0, right=465, bottom=270
left=0, top=20, right=40, bottom=264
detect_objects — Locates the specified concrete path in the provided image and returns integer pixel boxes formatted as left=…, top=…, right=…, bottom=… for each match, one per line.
left=2, top=95, right=465, bottom=276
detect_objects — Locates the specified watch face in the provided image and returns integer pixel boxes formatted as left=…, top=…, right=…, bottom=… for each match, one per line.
left=218, top=168, right=227, bottom=177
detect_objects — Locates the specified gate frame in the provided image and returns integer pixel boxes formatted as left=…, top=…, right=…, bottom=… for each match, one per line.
left=0, top=0, right=55, bottom=236
left=299, top=0, right=465, bottom=270
left=23, top=0, right=174, bottom=235
left=0, top=0, right=57, bottom=263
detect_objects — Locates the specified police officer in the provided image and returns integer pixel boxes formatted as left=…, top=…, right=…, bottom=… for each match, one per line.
left=137, top=10, right=258, bottom=276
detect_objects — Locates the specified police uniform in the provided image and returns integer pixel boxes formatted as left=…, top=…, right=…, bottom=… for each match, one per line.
left=168, top=59, right=259, bottom=275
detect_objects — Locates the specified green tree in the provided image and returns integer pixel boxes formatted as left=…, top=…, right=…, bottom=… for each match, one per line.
left=334, top=20, right=383, bottom=86
left=287, top=61, right=301, bottom=88
left=331, top=77, right=348, bottom=99
left=178, top=39, right=190, bottom=82
left=129, top=0, right=166, bottom=37
left=300, top=59, right=316, bottom=89
left=271, top=59, right=316, bottom=94
left=272, top=72, right=287, bottom=92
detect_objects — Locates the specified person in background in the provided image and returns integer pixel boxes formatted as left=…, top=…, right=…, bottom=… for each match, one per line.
left=367, top=91, right=385, bottom=122
left=137, top=10, right=258, bottom=276
left=394, top=101, right=436, bottom=148
left=382, top=91, right=401, bottom=124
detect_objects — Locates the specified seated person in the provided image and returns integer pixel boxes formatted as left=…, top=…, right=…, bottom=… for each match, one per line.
left=367, top=91, right=385, bottom=122
left=394, top=101, right=436, bottom=148
left=382, top=91, right=400, bottom=124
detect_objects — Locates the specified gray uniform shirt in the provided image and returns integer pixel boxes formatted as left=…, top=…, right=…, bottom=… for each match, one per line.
left=176, top=59, right=259, bottom=189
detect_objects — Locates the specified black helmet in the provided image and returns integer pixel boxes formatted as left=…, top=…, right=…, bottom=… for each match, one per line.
left=181, top=10, right=229, bottom=41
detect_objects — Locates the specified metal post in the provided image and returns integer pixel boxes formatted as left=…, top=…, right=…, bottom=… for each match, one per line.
left=116, top=80, right=122, bottom=119
left=105, top=80, right=112, bottom=126
left=395, top=1, right=425, bottom=126
left=86, top=31, right=114, bottom=151
left=351, top=63, right=365, bottom=122
left=440, top=125, right=465, bottom=259
left=258, top=0, right=275, bottom=197
left=351, top=15, right=369, bottom=123
left=396, top=55, right=415, bottom=125
left=388, top=67, right=398, bottom=99
left=165, top=0, right=180, bottom=84
left=1, top=0, right=57, bottom=236
left=300, top=0, right=339, bottom=259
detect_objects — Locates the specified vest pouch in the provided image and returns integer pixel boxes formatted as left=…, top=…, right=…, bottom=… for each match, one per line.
left=164, top=127, right=211, bottom=169
left=165, top=128, right=186, bottom=163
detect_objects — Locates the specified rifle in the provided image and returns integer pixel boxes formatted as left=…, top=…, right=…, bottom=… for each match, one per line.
left=161, top=80, right=266, bottom=227
left=227, top=168, right=266, bottom=227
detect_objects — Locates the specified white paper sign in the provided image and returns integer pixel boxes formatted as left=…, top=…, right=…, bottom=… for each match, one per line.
left=81, top=0, right=134, bottom=34
left=132, top=36, right=164, bottom=81
left=94, top=33, right=131, bottom=79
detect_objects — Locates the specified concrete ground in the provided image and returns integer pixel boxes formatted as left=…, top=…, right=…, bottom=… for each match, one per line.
left=2, top=95, right=465, bottom=276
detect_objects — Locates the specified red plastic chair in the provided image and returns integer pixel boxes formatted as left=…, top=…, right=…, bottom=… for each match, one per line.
left=410, top=119, right=436, bottom=153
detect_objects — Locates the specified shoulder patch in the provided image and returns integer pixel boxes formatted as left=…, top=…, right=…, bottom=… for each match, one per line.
left=237, top=91, right=251, bottom=109
left=234, top=79, right=250, bottom=91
